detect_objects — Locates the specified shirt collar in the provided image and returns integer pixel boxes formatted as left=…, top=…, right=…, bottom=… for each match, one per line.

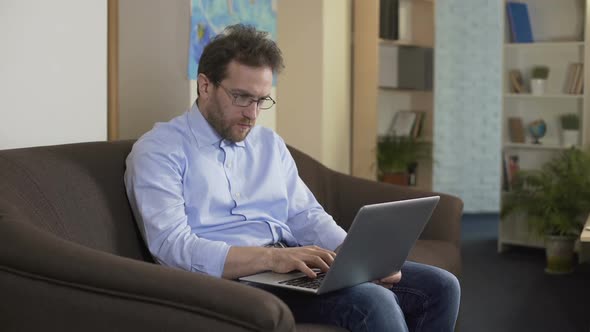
left=188, top=101, right=246, bottom=148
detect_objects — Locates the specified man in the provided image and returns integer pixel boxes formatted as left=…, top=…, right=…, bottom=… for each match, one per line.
left=125, top=24, right=460, bottom=331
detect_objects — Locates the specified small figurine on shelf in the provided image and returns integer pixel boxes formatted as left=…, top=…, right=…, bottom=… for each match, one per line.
left=530, top=65, right=549, bottom=95
left=528, top=119, right=547, bottom=144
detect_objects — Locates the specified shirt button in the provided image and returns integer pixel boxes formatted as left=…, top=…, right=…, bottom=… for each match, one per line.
left=227, top=162, right=232, bottom=169
left=235, top=192, right=241, bottom=198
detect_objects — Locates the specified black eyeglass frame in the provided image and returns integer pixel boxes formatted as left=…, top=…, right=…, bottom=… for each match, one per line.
left=217, top=83, right=276, bottom=110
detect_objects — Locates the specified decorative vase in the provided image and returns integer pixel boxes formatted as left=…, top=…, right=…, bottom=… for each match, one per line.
left=544, top=235, right=576, bottom=274
left=531, top=79, right=546, bottom=96
left=381, top=172, right=410, bottom=186
left=561, top=129, right=579, bottom=147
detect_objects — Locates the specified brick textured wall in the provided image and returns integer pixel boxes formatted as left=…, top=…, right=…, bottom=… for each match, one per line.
left=434, top=0, right=503, bottom=212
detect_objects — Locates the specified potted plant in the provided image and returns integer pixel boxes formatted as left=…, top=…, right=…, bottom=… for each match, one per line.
left=560, top=113, right=580, bottom=147
left=377, top=135, right=431, bottom=186
left=530, top=65, right=549, bottom=96
left=501, top=147, right=590, bottom=274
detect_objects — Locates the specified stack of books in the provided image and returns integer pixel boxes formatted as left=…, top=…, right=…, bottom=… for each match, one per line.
left=564, top=62, right=584, bottom=95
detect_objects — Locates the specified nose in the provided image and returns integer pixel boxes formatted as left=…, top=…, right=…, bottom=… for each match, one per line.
left=242, top=102, right=259, bottom=120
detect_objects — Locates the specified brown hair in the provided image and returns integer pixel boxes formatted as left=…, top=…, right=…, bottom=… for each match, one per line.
left=198, top=24, right=284, bottom=92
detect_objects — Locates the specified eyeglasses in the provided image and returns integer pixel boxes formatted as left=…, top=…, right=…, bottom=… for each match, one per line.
left=217, top=83, right=276, bottom=110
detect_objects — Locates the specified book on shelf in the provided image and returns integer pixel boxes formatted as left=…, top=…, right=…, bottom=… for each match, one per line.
left=502, top=155, right=509, bottom=191
left=502, top=153, right=520, bottom=191
left=564, top=63, right=577, bottom=94
left=508, top=117, right=525, bottom=143
left=379, top=0, right=399, bottom=40
left=565, top=62, right=584, bottom=94
left=506, top=2, right=534, bottom=43
left=509, top=69, right=526, bottom=93
left=575, top=63, right=584, bottom=94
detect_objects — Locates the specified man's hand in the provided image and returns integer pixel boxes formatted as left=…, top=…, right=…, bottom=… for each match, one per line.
left=223, top=245, right=336, bottom=280
left=269, top=245, right=336, bottom=278
left=373, top=271, right=402, bottom=289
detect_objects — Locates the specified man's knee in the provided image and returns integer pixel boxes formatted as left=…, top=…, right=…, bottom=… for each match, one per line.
left=341, top=283, right=407, bottom=331
left=347, top=283, right=398, bottom=310
left=436, top=268, right=461, bottom=302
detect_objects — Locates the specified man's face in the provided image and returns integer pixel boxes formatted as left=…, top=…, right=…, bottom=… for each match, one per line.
left=198, top=61, right=273, bottom=142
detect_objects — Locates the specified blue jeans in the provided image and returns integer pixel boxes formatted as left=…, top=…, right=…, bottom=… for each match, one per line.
left=248, top=261, right=460, bottom=332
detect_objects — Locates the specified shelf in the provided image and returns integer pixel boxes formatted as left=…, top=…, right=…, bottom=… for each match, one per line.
left=379, top=86, right=433, bottom=93
left=379, top=39, right=432, bottom=48
left=504, top=93, right=583, bottom=100
left=504, top=41, right=584, bottom=49
left=503, top=143, right=574, bottom=150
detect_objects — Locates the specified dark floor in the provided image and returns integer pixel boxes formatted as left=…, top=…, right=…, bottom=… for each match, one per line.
left=459, top=214, right=590, bottom=332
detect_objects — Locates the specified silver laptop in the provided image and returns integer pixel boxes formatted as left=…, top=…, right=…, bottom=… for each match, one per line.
left=239, top=196, right=440, bottom=295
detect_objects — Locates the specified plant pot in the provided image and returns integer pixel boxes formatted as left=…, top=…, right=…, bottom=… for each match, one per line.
left=561, top=129, right=579, bottom=147
left=544, top=235, right=576, bottom=274
left=381, top=171, right=410, bottom=186
left=530, top=79, right=546, bottom=96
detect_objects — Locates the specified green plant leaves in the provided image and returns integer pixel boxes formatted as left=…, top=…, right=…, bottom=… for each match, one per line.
left=376, top=136, right=432, bottom=174
left=501, top=147, right=590, bottom=236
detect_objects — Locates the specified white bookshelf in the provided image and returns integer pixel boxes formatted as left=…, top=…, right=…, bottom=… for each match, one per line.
left=499, top=0, right=589, bottom=252
left=504, top=93, right=583, bottom=100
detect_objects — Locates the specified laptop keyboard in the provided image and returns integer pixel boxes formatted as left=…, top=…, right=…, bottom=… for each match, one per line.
left=279, top=272, right=326, bottom=289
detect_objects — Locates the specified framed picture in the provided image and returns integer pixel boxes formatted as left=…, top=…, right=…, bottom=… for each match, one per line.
left=388, top=110, right=423, bottom=137
left=388, top=111, right=416, bottom=136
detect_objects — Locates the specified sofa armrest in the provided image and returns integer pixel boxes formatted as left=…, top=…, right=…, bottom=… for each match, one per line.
left=330, top=172, right=463, bottom=247
left=0, top=217, right=295, bottom=332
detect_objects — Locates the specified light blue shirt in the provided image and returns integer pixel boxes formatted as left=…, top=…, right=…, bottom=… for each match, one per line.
left=125, top=103, right=347, bottom=278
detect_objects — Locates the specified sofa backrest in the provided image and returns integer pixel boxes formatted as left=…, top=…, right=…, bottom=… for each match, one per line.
left=0, top=140, right=339, bottom=261
left=0, top=140, right=153, bottom=262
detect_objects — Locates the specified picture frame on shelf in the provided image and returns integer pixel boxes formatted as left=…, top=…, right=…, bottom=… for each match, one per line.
left=388, top=110, right=417, bottom=137
left=387, top=110, right=426, bottom=138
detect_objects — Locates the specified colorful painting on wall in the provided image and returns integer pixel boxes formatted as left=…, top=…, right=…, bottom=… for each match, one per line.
left=188, top=0, right=277, bottom=80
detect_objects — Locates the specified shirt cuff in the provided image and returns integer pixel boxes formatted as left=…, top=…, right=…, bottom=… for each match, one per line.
left=190, top=238, right=231, bottom=278
left=320, top=225, right=347, bottom=251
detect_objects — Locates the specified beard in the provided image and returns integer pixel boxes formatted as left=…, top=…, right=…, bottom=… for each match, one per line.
left=205, top=97, right=253, bottom=143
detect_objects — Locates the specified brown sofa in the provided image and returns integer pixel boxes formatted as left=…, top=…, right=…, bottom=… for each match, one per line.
left=0, top=140, right=462, bottom=331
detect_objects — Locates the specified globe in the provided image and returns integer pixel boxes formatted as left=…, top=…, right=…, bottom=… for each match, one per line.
left=528, top=119, right=547, bottom=144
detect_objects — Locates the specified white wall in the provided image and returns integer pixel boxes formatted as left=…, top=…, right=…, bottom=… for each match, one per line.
left=434, top=0, right=503, bottom=212
left=0, top=0, right=107, bottom=150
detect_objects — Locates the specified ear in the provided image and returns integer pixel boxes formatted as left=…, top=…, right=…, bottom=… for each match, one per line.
left=197, top=73, right=213, bottom=99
